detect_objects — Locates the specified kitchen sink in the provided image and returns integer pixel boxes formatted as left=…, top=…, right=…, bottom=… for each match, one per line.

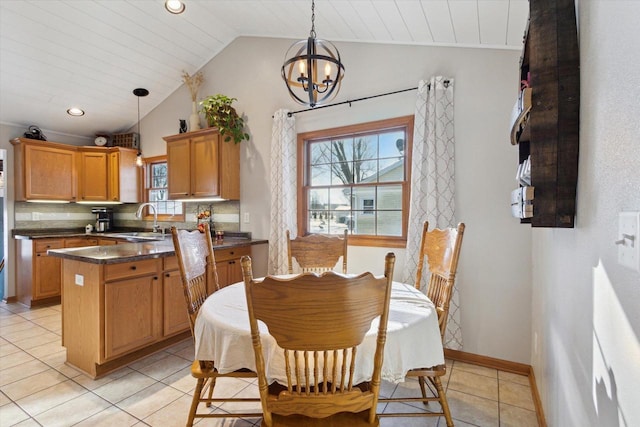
left=106, top=232, right=169, bottom=241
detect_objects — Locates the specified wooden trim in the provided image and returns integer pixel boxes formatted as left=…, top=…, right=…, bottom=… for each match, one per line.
left=444, top=349, right=546, bottom=426
left=296, top=115, right=414, bottom=243
left=3, top=296, right=18, bottom=304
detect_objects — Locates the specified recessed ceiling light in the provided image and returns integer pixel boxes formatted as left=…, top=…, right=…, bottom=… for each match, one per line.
left=66, top=107, right=85, bottom=116
left=165, top=0, right=185, bottom=14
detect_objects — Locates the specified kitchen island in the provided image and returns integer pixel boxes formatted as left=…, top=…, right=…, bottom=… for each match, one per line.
left=47, top=235, right=267, bottom=378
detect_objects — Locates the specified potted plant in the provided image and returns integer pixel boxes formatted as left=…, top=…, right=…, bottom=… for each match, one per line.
left=199, top=94, right=250, bottom=144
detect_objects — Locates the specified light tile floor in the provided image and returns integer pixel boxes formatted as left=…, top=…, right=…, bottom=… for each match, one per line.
left=0, top=302, right=539, bottom=426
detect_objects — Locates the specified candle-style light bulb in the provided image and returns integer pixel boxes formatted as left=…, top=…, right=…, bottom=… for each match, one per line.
left=299, top=61, right=306, bottom=76
left=324, top=63, right=332, bottom=79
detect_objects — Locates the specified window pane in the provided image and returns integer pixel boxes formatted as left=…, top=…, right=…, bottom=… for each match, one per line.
left=310, top=163, right=331, bottom=186
left=332, top=138, right=353, bottom=162
left=377, top=184, right=402, bottom=209
left=354, top=136, right=378, bottom=161
left=356, top=159, right=378, bottom=183
left=310, top=140, right=331, bottom=165
left=329, top=187, right=351, bottom=208
left=379, top=157, right=404, bottom=182
left=376, top=210, right=402, bottom=236
left=331, top=162, right=353, bottom=185
left=380, top=130, right=406, bottom=158
left=309, top=188, right=329, bottom=210
left=149, top=189, right=167, bottom=202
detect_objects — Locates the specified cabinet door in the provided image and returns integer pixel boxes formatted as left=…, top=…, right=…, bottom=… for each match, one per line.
left=65, top=237, right=98, bottom=248
left=24, top=144, right=76, bottom=201
left=78, top=151, right=108, bottom=201
left=215, top=259, right=243, bottom=289
left=34, top=253, right=61, bottom=299
left=104, top=275, right=162, bottom=360
left=163, top=269, right=190, bottom=336
left=112, top=149, right=139, bottom=203
left=108, top=151, right=120, bottom=202
left=191, top=133, right=219, bottom=198
left=167, top=138, right=191, bottom=199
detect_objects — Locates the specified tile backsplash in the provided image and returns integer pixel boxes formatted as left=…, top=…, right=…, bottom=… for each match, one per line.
left=14, top=201, right=240, bottom=232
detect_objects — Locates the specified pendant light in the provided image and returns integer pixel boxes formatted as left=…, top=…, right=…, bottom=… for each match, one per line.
left=281, top=0, right=345, bottom=108
left=133, top=88, right=149, bottom=167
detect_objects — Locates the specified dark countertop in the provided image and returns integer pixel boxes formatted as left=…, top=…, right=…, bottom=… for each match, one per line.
left=16, top=228, right=268, bottom=265
left=47, top=237, right=268, bottom=264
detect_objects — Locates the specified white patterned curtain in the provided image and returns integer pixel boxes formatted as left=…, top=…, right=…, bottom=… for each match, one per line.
left=268, top=109, right=297, bottom=275
left=402, top=76, right=462, bottom=350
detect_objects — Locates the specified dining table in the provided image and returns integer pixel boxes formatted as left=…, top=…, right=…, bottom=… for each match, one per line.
left=193, top=277, right=445, bottom=385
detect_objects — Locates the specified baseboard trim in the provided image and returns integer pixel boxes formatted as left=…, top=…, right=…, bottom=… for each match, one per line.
left=444, top=349, right=546, bottom=426
left=2, top=296, right=17, bottom=304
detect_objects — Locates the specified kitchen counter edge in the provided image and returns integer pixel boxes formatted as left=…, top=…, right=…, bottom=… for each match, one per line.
left=47, top=238, right=268, bottom=265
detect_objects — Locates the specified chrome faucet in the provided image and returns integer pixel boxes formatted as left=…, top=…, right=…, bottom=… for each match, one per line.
left=136, top=202, right=160, bottom=233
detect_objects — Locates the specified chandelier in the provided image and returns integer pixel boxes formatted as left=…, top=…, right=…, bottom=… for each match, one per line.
left=281, top=0, right=345, bottom=107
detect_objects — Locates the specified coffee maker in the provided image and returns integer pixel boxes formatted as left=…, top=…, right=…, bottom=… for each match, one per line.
left=91, top=207, right=114, bottom=232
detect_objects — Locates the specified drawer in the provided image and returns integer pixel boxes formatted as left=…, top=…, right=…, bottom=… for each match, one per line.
left=105, top=259, right=159, bottom=282
left=35, top=239, right=64, bottom=253
left=65, top=238, right=98, bottom=248
left=163, top=255, right=179, bottom=271
left=214, top=245, right=251, bottom=262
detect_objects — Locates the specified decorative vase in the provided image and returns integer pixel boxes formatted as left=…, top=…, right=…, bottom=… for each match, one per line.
left=189, top=101, right=201, bottom=131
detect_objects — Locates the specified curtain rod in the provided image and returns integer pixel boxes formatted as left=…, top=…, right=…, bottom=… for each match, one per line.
left=285, top=79, right=449, bottom=116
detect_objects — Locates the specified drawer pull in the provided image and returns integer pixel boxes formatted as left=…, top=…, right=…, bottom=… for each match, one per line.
left=130, top=266, right=137, bottom=270
left=165, top=273, right=170, bottom=277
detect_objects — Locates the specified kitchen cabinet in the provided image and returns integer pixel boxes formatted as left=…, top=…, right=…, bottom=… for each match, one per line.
left=11, top=138, right=77, bottom=202
left=104, top=259, right=162, bottom=359
left=162, top=256, right=190, bottom=336
left=214, top=246, right=251, bottom=290
left=16, top=236, right=99, bottom=307
left=510, top=0, right=579, bottom=227
left=78, top=147, right=139, bottom=203
left=164, top=128, right=240, bottom=200
left=61, top=255, right=192, bottom=378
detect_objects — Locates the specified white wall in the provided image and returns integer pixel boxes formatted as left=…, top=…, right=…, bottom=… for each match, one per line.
left=140, top=37, right=532, bottom=364
left=531, top=2, right=640, bottom=426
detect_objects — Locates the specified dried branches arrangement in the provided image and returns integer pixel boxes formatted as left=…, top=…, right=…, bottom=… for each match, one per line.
left=182, top=71, right=204, bottom=102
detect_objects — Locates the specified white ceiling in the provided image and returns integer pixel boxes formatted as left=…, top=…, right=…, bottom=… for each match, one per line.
left=0, top=0, right=529, bottom=139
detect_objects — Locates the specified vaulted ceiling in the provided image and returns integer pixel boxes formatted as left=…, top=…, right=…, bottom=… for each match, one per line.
left=0, top=0, right=528, bottom=138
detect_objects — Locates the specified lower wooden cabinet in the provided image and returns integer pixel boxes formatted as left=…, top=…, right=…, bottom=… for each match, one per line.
left=214, top=246, right=251, bottom=290
left=16, top=236, right=100, bottom=307
left=62, top=255, right=192, bottom=378
left=104, top=272, right=161, bottom=359
left=162, top=256, right=190, bottom=336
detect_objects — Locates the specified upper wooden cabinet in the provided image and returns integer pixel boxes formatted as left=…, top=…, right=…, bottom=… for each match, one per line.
left=164, top=128, right=240, bottom=200
left=11, top=138, right=77, bottom=202
left=78, top=147, right=139, bottom=203
left=12, top=138, right=140, bottom=203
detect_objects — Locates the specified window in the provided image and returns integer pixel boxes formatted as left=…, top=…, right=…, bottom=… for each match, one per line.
left=297, top=116, right=413, bottom=247
left=143, top=156, right=184, bottom=220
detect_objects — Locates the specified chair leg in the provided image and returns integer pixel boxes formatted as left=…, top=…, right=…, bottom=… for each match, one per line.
left=431, top=375, right=454, bottom=427
left=418, top=376, right=429, bottom=402
left=187, top=377, right=206, bottom=427
left=206, top=376, right=216, bottom=407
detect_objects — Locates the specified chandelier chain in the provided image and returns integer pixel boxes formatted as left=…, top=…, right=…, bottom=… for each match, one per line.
left=309, top=0, right=316, bottom=38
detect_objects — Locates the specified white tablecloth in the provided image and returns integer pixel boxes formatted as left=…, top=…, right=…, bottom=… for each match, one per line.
left=194, top=280, right=444, bottom=384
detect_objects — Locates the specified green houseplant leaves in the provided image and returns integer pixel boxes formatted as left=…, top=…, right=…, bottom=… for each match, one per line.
left=199, top=94, right=250, bottom=144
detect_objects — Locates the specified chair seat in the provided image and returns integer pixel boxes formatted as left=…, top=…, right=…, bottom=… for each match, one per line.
left=262, top=410, right=379, bottom=427
left=190, top=360, right=255, bottom=379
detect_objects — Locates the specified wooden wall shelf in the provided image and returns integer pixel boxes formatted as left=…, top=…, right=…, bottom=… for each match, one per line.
left=513, top=0, right=580, bottom=227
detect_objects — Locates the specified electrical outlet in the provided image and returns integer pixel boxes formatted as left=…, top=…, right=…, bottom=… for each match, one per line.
left=32, top=212, right=40, bottom=221
left=244, top=212, right=250, bottom=223
left=617, top=211, right=640, bottom=272
left=75, top=274, right=84, bottom=286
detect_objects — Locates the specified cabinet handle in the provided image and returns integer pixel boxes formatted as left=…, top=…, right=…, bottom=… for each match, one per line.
left=37, top=253, right=41, bottom=257
left=230, top=251, right=234, bottom=255
left=165, top=273, right=170, bottom=277
left=229, top=260, right=235, bottom=265
left=154, top=276, right=158, bottom=280
left=130, top=266, right=137, bottom=270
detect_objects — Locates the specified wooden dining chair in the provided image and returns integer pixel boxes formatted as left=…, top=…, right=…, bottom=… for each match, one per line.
left=286, top=229, right=348, bottom=274
left=241, top=252, right=396, bottom=427
left=378, top=221, right=465, bottom=427
left=171, top=224, right=259, bottom=426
